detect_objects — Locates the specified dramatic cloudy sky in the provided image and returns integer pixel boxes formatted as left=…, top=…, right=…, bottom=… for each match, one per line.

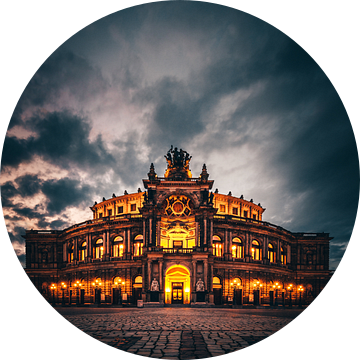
left=1, top=1, right=358, bottom=270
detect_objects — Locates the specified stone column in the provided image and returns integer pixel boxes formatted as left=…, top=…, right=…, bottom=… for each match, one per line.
left=277, top=239, right=281, bottom=264
left=204, top=261, right=208, bottom=291
left=244, top=232, right=249, bottom=258
left=106, top=230, right=110, bottom=255
left=102, top=232, right=106, bottom=254
left=87, top=233, right=92, bottom=260
left=149, top=217, right=153, bottom=247
left=192, top=260, right=197, bottom=291
left=142, top=263, right=146, bottom=300
left=195, top=222, right=199, bottom=247
left=159, top=260, right=163, bottom=291
left=228, top=230, right=232, bottom=256
left=127, top=229, right=131, bottom=255
left=204, top=218, right=207, bottom=245
left=287, top=244, right=291, bottom=265
left=143, top=219, right=147, bottom=247
left=63, top=243, right=67, bottom=262
left=157, top=220, right=161, bottom=247
left=74, top=237, right=78, bottom=261
left=147, top=261, right=152, bottom=293
left=209, top=219, right=214, bottom=247
left=224, top=230, right=229, bottom=256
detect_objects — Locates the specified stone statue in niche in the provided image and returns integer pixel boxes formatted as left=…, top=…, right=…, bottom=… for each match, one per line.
left=151, top=278, right=159, bottom=291
left=196, top=278, right=205, bottom=292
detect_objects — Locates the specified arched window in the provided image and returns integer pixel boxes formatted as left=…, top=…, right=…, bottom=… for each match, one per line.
left=94, top=239, right=104, bottom=259
left=231, top=237, right=243, bottom=258
left=281, top=246, right=287, bottom=264
left=212, top=235, right=223, bottom=257
left=68, top=244, right=74, bottom=263
left=251, top=240, right=261, bottom=260
left=79, top=241, right=87, bottom=261
left=133, top=235, right=143, bottom=256
left=133, top=275, right=143, bottom=287
left=113, top=236, right=124, bottom=257
left=268, top=243, right=275, bottom=263
left=213, top=276, right=222, bottom=288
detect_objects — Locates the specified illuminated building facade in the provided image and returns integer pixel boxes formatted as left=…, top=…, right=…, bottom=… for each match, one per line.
left=24, top=147, right=332, bottom=307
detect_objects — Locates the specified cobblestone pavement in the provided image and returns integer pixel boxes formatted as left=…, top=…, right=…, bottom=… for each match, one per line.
left=59, top=308, right=299, bottom=359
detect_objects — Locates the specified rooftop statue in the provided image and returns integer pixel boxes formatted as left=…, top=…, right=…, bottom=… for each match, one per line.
left=164, top=145, right=192, bottom=170
left=164, top=145, right=192, bottom=179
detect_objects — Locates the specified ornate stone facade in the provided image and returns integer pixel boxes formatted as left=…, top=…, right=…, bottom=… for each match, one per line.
left=24, top=147, right=332, bottom=307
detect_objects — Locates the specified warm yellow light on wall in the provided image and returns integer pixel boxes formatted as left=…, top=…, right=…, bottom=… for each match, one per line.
left=166, top=288, right=171, bottom=293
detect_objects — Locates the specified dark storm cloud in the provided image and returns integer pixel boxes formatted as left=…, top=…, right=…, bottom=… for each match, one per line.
left=8, top=50, right=108, bottom=129
left=42, top=177, right=92, bottom=214
left=2, top=175, right=92, bottom=215
left=15, top=174, right=43, bottom=197
left=2, top=111, right=116, bottom=171
left=135, top=77, right=204, bottom=153
left=111, top=131, right=153, bottom=189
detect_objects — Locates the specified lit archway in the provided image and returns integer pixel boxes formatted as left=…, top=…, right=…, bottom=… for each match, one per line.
left=165, top=265, right=191, bottom=305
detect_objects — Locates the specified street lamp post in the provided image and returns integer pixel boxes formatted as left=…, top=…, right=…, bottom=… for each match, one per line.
left=61, top=282, right=67, bottom=306
left=230, top=279, right=242, bottom=306
left=114, top=279, right=123, bottom=305
left=298, top=285, right=304, bottom=308
left=273, top=283, right=281, bottom=306
left=92, top=279, right=102, bottom=305
left=287, top=284, right=294, bottom=307
left=253, top=281, right=263, bottom=306
left=74, top=280, right=82, bottom=305
left=50, top=284, right=57, bottom=306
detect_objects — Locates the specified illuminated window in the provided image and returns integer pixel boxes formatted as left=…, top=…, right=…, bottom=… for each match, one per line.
left=118, top=206, right=123, bottom=214
left=212, top=235, right=223, bottom=257
left=268, top=243, right=275, bottom=263
left=133, top=235, right=143, bottom=256
left=113, top=236, right=124, bottom=257
left=251, top=240, right=261, bottom=260
left=94, top=239, right=104, bottom=259
left=220, top=205, right=225, bottom=213
left=281, top=247, right=287, bottom=264
left=134, top=275, right=143, bottom=287
left=232, top=237, right=243, bottom=258
left=243, top=210, right=248, bottom=217
left=68, top=244, right=74, bottom=262
left=232, top=207, right=238, bottom=215
left=213, top=277, right=221, bottom=288
left=79, top=241, right=87, bottom=261
left=108, top=209, right=112, bottom=216
left=131, top=204, right=136, bottom=212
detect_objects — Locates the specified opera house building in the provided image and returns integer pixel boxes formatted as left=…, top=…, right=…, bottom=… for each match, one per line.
left=24, top=147, right=332, bottom=307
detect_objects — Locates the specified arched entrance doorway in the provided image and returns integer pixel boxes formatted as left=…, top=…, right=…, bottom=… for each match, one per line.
left=165, top=265, right=191, bottom=305
left=132, top=275, right=142, bottom=304
left=213, top=276, right=222, bottom=305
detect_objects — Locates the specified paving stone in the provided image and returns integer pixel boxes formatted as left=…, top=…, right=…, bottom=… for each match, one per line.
left=61, top=308, right=295, bottom=359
